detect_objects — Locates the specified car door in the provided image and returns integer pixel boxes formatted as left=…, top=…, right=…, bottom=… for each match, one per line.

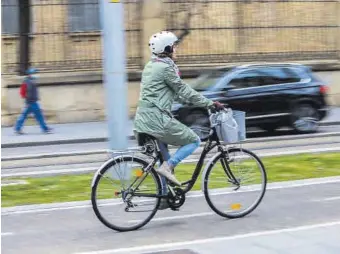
left=225, top=67, right=303, bottom=123
left=223, top=69, right=265, bottom=118
left=252, top=67, right=304, bottom=117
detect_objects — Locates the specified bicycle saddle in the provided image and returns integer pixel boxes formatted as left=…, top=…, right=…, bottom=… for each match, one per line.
left=136, top=132, right=156, bottom=146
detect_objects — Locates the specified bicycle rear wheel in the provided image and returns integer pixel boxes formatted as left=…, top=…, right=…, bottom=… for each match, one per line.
left=91, top=155, right=161, bottom=232
left=203, top=148, right=267, bottom=218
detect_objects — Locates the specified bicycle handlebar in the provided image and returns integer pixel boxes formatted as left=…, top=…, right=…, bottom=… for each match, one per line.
left=208, top=103, right=229, bottom=115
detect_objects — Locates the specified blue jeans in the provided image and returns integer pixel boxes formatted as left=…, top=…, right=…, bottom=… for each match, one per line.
left=15, top=102, right=48, bottom=132
left=158, top=139, right=201, bottom=194
left=168, top=139, right=201, bottom=167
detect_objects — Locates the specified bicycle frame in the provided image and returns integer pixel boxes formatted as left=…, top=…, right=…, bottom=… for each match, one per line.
left=180, top=138, right=219, bottom=193
left=128, top=109, right=241, bottom=199
left=176, top=129, right=239, bottom=194
left=130, top=126, right=239, bottom=200
left=129, top=140, right=220, bottom=199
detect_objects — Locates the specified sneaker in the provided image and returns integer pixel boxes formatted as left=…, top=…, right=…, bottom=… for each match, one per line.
left=155, top=162, right=181, bottom=186
left=14, top=130, right=24, bottom=135
left=43, top=128, right=53, bottom=134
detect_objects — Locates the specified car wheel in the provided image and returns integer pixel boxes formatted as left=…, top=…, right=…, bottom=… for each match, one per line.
left=291, top=104, right=320, bottom=133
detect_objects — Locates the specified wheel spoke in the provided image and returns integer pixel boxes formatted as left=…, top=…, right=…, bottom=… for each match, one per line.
left=91, top=156, right=160, bottom=232
left=204, top=148, right=267, bottom=218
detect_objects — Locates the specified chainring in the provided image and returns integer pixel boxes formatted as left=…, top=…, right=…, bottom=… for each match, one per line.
left=167, top=187, right=186, bottom=210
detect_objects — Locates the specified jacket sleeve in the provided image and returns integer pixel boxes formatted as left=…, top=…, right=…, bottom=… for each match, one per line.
left=164, top=65, right=214, bottom=108
left=174, top=94, right=189, bottom=105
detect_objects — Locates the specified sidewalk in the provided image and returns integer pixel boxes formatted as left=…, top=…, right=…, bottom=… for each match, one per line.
left=1, top=121, right=134, bottom=148
left=2, top=107, right=340, bottom=148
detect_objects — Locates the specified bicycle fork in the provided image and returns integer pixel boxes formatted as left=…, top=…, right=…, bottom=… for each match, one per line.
left=219, top=148, right=241, bottom=190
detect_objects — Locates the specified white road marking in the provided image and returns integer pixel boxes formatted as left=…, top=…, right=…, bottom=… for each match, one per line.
left=323, top=196, right=340, bottom=201
left=2, top=176, right=340, bottom=216
left=1, top=204, right=92, bottom=216
left=74, top=220, right=340, bottom=254
left=0, top=180, right=28, bottom=187
left=129, top=212, right=215, bottom=223
left=312, top=196, right=340, bottom=202
left=245, top=146, right=340, bottom=158
left=1, top=232, right=14, bottom=237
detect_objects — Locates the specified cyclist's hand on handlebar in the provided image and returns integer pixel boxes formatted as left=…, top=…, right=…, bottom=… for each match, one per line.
left=213, top=101, right=225, bottom=110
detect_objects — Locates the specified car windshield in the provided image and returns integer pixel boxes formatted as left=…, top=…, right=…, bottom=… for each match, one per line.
left=190, top=69, right=229, bottom=91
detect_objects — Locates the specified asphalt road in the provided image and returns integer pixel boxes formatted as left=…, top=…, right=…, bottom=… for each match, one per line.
left=2, top=178, right=340, bottom=254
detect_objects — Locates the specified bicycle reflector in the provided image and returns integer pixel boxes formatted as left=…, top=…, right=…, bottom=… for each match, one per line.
left=134, top=169, right=143, bottom=177
left=230, top=203, right=242, bottom=210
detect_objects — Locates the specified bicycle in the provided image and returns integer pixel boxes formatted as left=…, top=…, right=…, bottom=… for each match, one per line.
left=91, top=107, right=267, bottom=232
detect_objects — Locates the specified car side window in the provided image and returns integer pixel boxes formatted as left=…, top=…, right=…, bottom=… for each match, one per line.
left=257, top=67, right=301, bottom=86
left=227, top=67, right=303, bottom=89
left=228, top=70, right=263, bottom=89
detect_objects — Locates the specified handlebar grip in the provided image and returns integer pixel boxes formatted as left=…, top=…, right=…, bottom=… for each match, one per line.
left=208, top=105, right=218, bottom=114
left=208, top=103, right=230, bottom=115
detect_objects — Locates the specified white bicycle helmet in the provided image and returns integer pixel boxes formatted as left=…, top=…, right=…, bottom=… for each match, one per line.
left=148, top=31, right=178, bottom=55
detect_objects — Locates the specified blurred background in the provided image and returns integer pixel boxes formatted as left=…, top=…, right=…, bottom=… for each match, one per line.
left=1, top=0, right=340, bottom=126
left=2, top=1, right=340, bottom=253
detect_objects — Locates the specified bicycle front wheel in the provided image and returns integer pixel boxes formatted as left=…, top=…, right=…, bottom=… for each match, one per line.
left=203, top=148, right=267, bottom=219
left=91, top=155, right=161, bottom=232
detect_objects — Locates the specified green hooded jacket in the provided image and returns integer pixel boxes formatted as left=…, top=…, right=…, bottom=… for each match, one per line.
left=133, top=57, right=214, bottom=146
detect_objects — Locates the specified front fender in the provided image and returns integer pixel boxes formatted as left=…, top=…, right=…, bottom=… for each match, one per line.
left=200, top=151, right=222, bottom=191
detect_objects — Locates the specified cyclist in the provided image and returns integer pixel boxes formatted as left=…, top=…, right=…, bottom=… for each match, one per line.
left=134, top=30, right=224, bottom=187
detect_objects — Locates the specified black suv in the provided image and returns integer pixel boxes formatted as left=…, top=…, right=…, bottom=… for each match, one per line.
left=172, top=63, right=329, bottom=133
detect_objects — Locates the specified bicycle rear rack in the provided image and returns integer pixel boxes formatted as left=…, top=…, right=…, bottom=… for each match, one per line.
left=105, top=146, right=147, bottom=157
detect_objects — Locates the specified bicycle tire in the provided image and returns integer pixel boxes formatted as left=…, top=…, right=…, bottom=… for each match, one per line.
left=203, top=147, right=267, bottom=219
left=91, top=155, right=161, bottom=232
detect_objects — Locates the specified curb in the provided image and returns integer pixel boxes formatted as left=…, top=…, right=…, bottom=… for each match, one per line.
left=1, top=121, right=340, bottom=149
left=0, top=135, right=135, bottom=149
left=1, top=137, right=108, bottom=149
left=2, top=131, right=340, bottom=161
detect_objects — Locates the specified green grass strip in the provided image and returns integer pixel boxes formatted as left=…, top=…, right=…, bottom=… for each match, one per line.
left=1, top=152, right=339, bottom=207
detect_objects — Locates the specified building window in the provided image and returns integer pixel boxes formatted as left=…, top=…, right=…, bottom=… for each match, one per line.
left=68, top=0, right=101, bottom=32
left=1, top=0, right=19, bottom=34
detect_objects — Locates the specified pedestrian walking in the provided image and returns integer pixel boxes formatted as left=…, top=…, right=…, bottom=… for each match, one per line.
left=14, top=68, right=52, bottom=134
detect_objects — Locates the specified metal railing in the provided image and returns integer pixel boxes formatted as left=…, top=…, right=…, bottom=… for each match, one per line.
left=1, top=0, right=339, bottom=75
left=164, top=0, right=340, bottom=66
left=1, top=0, right=142, bottom=75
